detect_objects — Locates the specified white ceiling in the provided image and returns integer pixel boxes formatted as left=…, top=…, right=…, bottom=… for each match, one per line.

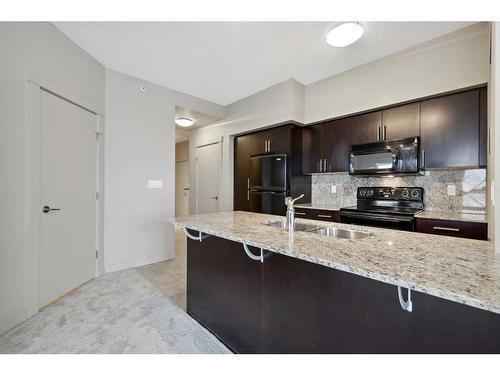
left=54, top=22, right=474, bottom=106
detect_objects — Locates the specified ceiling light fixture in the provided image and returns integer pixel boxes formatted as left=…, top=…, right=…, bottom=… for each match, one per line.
left=175, top=117, right=195, bottom=127
left=326, top=22, right=364, bottom=47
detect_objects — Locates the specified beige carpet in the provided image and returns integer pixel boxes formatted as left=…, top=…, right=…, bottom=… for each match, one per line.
left=0, top=268, right=229, bottom=354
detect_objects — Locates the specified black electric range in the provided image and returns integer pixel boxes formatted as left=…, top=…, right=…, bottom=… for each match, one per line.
left=339, top=187, right=424, bottom=231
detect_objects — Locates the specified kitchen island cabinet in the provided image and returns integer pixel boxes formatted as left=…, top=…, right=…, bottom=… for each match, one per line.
left=177, top=212, right=500, bottom=353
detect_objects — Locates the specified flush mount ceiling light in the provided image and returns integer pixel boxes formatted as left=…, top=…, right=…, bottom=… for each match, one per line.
left=326, top=22, right=364, bottom=47
left=175, top=117, right=195, bottom=127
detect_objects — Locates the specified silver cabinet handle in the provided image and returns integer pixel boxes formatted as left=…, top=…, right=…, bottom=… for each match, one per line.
left=295, top=212, right=306, bottom=216
left=324, top=158, right=327, bottom=172
left=268, top=139, right=271, bottom=152
left=433, top=226, right=460, bottom=232
left=383, top=125, right=387, bottom=140
left=377, top=126, right=381, bottom=141
left=421, top=149, right=425, bottom=168
left=318, top=159, right=322, bottom=173
left=317, top=214, right=332, bottom=218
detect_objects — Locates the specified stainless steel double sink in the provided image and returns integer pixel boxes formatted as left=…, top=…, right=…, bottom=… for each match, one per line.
left=264, top=221, right=370, bottom=240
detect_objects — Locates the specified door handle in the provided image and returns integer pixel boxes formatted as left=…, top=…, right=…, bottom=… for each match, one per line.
left=211, top=196, right=218, bottom=200
left=42, top=206, right=61, bottom=213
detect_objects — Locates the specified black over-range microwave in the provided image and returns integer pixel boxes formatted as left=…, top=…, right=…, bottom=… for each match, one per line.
left=349, top=137, right=421, bottom=176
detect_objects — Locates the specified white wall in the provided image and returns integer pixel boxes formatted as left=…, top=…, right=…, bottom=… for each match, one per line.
left=189, top=79, right=305, bottom=212
left=306, top=23, right=490, bottom=124
left=104, top=69, right=223, bottom=272
left=0, top=22, right=105, bottom=334
left=492, top=23, right=499, bottom=249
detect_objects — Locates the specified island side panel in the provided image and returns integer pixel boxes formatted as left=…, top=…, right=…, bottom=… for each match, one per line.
left=262, top=250, right=500, bottom=353
left=186, top=231, right=263, bottom=353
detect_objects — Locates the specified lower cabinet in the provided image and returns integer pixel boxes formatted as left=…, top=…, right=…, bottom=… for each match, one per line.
left=415, top=218, right=487, bottom=240
left=187, top=231, right=262, bottom=353
left=295, top=208, right=340, bottom=222
left=187, top=233, right=500, bottom=353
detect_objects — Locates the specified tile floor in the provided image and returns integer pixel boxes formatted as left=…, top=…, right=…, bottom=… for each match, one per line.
left=136, top=227, right=187, bottom=310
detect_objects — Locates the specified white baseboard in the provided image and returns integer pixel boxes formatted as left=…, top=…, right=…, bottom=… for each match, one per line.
left=104, top=252, right=175, bottom=273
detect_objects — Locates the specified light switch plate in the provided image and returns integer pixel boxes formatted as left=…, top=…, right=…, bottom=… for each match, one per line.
left=447, top=184, right=456, bottom=196
left=331, top=185, right=337, bottom=194
left=148, top=180, right=163, bottom=189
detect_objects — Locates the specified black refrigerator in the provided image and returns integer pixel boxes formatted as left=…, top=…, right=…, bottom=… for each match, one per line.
left=249, top=154, right=287, bottom=215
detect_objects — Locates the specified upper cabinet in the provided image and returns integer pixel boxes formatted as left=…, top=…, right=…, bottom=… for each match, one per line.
left=234, top=132, right=266, bottom=190
left=349, top=111, right=382, bottom=145
left=381, top=102, right=420, bottom=141
left=301, top=124, right=325, bottom=174
left=301, top=86, right=487, bottom=174
left=421, top=89, right=481, bottom=169
left=324, top=118, right=352, bottom=172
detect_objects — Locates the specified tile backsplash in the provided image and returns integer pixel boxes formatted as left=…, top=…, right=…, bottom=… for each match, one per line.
left=311, top=169, right=487, bottom=213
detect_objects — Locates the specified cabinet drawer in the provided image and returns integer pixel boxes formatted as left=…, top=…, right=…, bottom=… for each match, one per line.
left=311, top=209, right=340, bottom=223
left=294, top=208, right=313, bottom=219
left=415, top=218, right=487, bottom=240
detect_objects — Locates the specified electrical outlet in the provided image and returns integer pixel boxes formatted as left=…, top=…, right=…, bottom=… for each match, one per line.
left=447, top=185, right=456, bottom=196
left=331, top=185, right=337, bottom=194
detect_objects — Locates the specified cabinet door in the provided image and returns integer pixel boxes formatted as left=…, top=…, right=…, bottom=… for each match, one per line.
left=234, top=132, right=266, bottom=190
left=268, top=125, right=291, bottom=153
left=324, top=118, right=352, bottom=172
left=350, top=111, right=382, bottom=145
left=187, top=234, right=262, bottom=353
left=234, top=188, right=250, bottom=212
left=421, top=90, right=480, bottom=168
left=382, top=102, right=420, bottom=140
left=301, top=124, right=324, bottom=173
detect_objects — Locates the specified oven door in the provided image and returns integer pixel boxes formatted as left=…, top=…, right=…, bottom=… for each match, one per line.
left=349, top=148, right=398, bottom=175
left=340, top=211, right=415, bottom=231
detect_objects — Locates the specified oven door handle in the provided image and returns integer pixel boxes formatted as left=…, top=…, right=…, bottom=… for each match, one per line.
left=339, top=211, right=414, bottom=223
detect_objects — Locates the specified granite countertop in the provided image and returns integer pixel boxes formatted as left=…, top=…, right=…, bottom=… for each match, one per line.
left=415, top=210, right=487, bottom=223
left=296, top=203, right=488, bottom=224
left=171, top=211, right=500, bottom=315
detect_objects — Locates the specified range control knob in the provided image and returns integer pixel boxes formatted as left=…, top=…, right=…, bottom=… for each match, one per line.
left=410, top=189, right=420, bottom=198
left=359, top=189, right=367, bottom=197
left=401, top=189, right=409, bottom=198
left=367, top=189, right=374, bottom=197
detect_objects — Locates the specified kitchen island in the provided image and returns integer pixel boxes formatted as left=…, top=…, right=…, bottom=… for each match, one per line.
left=172, top=211, right=500, bottom=353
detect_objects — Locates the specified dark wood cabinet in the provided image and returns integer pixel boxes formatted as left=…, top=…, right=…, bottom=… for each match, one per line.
left=381, top=102, right=420, bottom=140
left=421, top=89, right=480, bottom=168
left=187, top=232, right=262, bottom=353
left=234, top=132, right=266, bottom=190
left=350, top=111, right=382, bottom=145
left=301, top=124, right=324, bottom=174
left=415, top=218, right=487, bottom=240
left=234, top=188, right=250, bottom=211
left=324, top=118, right=352, bottom=172
left=188, top=234, right=500, bottom=353
left=268, top=126, right=291, bottom=153
left=301, top=86, right=487, bottom=173
left=234, top=124, right=310, bottom=212
left=262, top=250, right=500, bottom=353
left=295, top=208, right=340, bottom=222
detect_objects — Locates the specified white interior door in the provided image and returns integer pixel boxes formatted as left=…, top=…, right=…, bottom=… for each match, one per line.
left=39, top=90, right=97, bottom=307
left=195, top=142, right=222, bottom=214
left=175, top=160, right=190, bottom=216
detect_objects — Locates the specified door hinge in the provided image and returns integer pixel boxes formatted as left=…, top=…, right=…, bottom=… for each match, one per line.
left=96, top=250, right=98, bottom=259
left=95, top=191, right=99, bottom=200
left=96, top=131, right=103, bottom=141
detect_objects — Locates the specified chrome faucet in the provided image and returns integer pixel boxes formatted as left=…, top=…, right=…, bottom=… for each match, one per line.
left=285, top=194, right=305, bottom=232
